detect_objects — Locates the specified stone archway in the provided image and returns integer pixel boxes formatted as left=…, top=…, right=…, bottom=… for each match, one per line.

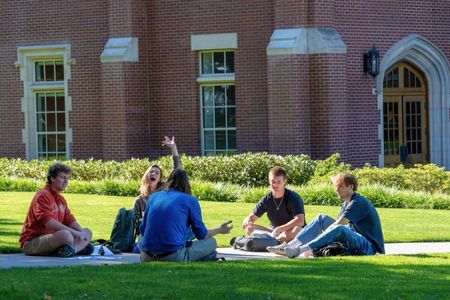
left=377, top=34, right=450, bottom=169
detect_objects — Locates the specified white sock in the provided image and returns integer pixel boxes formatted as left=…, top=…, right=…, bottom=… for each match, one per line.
left=287, top=239, right=301, bottom=248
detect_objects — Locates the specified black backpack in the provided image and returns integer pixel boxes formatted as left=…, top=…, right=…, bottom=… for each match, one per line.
left=110, top=207, right=138, bottom=252
left=313, top=242, right=350, bottom=257
left=231, top=234, right=279, bottom=252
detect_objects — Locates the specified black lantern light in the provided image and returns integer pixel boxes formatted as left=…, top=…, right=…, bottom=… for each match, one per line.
left=363, top=45, right=380, bottom=78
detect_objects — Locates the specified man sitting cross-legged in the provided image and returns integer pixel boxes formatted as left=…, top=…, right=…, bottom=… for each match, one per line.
left=19, top=163, right=93, bottom=257
left=267, top=172, right=385, bottom=258
left=242, top=166, right=305, bottom=243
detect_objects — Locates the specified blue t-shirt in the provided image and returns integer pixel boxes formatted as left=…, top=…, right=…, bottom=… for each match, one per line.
left=253, top=188, right=305, bottom=228
left=139, top=189, right=208, bottom=253
left=338, top=193, right=385, bottom=254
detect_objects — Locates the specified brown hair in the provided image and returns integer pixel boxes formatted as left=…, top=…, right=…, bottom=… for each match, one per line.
left=139, top=165, right=163, bottom=199
left=332, top=172, right=358, bottom=191
left=166, top=169, right=192, bottom=195
left=46, top=163, right=72, bottom=185
left=269, top=166, right=288, bottom=180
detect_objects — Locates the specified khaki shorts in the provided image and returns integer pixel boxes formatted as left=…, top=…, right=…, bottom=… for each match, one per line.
left=22, top=234, right=56, bottom=256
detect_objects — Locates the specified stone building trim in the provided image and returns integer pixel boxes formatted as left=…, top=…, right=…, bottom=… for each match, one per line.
left=266, top=28, right=347, bottom=55
left=100, top=37, right=139, bottom=63
left=377, top=34, right=450, bottom=169
left=190, top=33, right=238, bottom=51
left=16, top=44, right=73, bottom=160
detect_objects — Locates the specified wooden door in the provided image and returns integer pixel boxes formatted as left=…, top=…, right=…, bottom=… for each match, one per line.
left=383, top=62, right=428, bottom=166
left=403, top=95, right=427, bottom=164
left=383, top=96, right=402, bottom=166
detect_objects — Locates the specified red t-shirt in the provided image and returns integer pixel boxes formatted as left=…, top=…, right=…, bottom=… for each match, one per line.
left=19, top=185, right=76, bottom=248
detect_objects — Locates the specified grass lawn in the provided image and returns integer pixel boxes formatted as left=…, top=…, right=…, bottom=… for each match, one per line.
left=1, top=192, right=450, bottom=299
left=1, top=191, right=450, bottom=253
left=0, top=254, right=449, bottom=299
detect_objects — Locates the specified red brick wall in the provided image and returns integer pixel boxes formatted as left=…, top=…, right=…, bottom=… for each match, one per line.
left=1, top=0, right=450, bottom=167
left=146, top=0, right=274, bottom=157
left=267, top=55, right=311, bottom=154
left=274, top=0, right=308, bottom=27
left=334, top=0, right=450, bottom=166
left=309, top=54, right=350, bottom=161
left=0, top=1, right=109, bottom=159
left=101, top=0, right=150, bottom=160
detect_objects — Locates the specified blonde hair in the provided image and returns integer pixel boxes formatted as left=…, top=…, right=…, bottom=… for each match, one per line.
left=139, top=165, right=163, bottom=199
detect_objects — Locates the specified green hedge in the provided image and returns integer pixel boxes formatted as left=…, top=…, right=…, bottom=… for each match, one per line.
left=0, top=153, right=315, bottom=187
left=354, top=164, right=450, bottom=194
left=182, top=152, right=315, bottom=187
left=2, top=177, right=448, bottom=210
left=1, top=153, right=449, bottom=193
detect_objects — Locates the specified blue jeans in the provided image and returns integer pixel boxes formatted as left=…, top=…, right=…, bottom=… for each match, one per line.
left=295, top=214, right=335, bottom=245
left=296, top=214, right=375, bottom=255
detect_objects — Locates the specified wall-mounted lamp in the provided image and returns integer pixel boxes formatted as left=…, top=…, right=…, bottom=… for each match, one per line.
left=363, top=45, right=380, bottom=78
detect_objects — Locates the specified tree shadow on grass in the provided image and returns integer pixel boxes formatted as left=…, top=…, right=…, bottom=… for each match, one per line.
left=0, top=255, right=449, bottom=299
left=0, top=219, right=23, bottom=226
left=0, top=218, right=22, bottom=254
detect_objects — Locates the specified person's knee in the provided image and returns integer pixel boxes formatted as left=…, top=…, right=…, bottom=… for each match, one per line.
left=54, top=229, right=74, bottom=245
left=317, top=213, right=332, bottom=221
left=82, top=228, right=93, bottom=241
left=328, top=225, right=351, bottom=238
left=207, top=237, right=217, bottom=249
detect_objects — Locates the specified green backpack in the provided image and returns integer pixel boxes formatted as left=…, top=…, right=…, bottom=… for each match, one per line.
left=110, top=207, right=138, bottom=252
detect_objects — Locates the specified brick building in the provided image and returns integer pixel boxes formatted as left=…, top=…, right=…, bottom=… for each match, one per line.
left=1, top=1, right=449, bottom=168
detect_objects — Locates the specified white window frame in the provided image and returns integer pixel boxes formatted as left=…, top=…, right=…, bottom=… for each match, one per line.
left=198, top=50, right=236, bottom=155
left=16, top=45, right=73, bottom=160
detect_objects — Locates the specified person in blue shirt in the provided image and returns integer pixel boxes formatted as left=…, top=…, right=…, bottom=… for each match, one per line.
left=139, top=169, right=232, bottom=262
left=267, top=172, right=385, bottom=258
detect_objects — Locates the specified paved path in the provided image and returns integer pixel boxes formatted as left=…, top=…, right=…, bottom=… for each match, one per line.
left=1, top=242, right=449, bottom=269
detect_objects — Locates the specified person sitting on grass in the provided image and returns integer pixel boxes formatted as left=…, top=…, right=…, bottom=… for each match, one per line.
left=134, top=136, right=182, bottom=222
left=242, top=166, right=305, bottom=243
left=19, top=163, right=93, bottom=257
left=267, top=172, right=385, bottom=258
left=140, top=169, right=232, bottom=262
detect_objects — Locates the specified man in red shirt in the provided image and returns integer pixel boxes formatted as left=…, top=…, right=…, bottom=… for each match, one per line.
left=19, top=163, right=93, bottom=257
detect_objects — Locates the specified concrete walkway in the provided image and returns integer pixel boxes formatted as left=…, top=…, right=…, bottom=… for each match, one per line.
left=1, top=242, right=449, bottom=269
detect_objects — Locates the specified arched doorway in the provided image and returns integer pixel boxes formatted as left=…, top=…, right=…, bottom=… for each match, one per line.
left=383, top=62, right=429, bottom=166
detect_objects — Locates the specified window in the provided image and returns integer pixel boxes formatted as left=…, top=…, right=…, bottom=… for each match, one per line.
left=200, top=51, right=234, bottom=75
left=199, top=50, right=236, bottom=155
left=202, top=85, right=236, bottom=155
left=35, top=60, right=64, bottom=82
left=17, top=45, right=72, bottom=160
left=384, top=67, right=399, bottom=88
left=36, top=92, right=67, bottom=160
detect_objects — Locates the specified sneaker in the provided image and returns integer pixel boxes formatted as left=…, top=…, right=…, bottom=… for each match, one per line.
left=267, top=242, right=288, bottom=256
left=77, top=243, right=94, bottom=255
left=286, top=246, right=301, bottom=258
left=55, top=245, right=76, bottom=257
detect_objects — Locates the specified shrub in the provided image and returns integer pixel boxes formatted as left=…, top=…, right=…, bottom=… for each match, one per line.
left=293, top=184, right=341, bottom=206
left=0, top=153, right=316, bottom=187
left=0, top=177, right=449, bottom=210
left=308, top=153, right=351, bottom=185
left=182, top=152, right=315, bottom=187
left=354, top=164, right=450, bottom=194
left=240, top=186, right=267, bottom=203
left=0, top=177, right=41, bottom=192
left=191, top=181, right=239, bottom=202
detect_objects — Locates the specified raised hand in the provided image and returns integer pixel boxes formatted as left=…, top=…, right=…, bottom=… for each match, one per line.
left=161, top=136, right=175, bottom=148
